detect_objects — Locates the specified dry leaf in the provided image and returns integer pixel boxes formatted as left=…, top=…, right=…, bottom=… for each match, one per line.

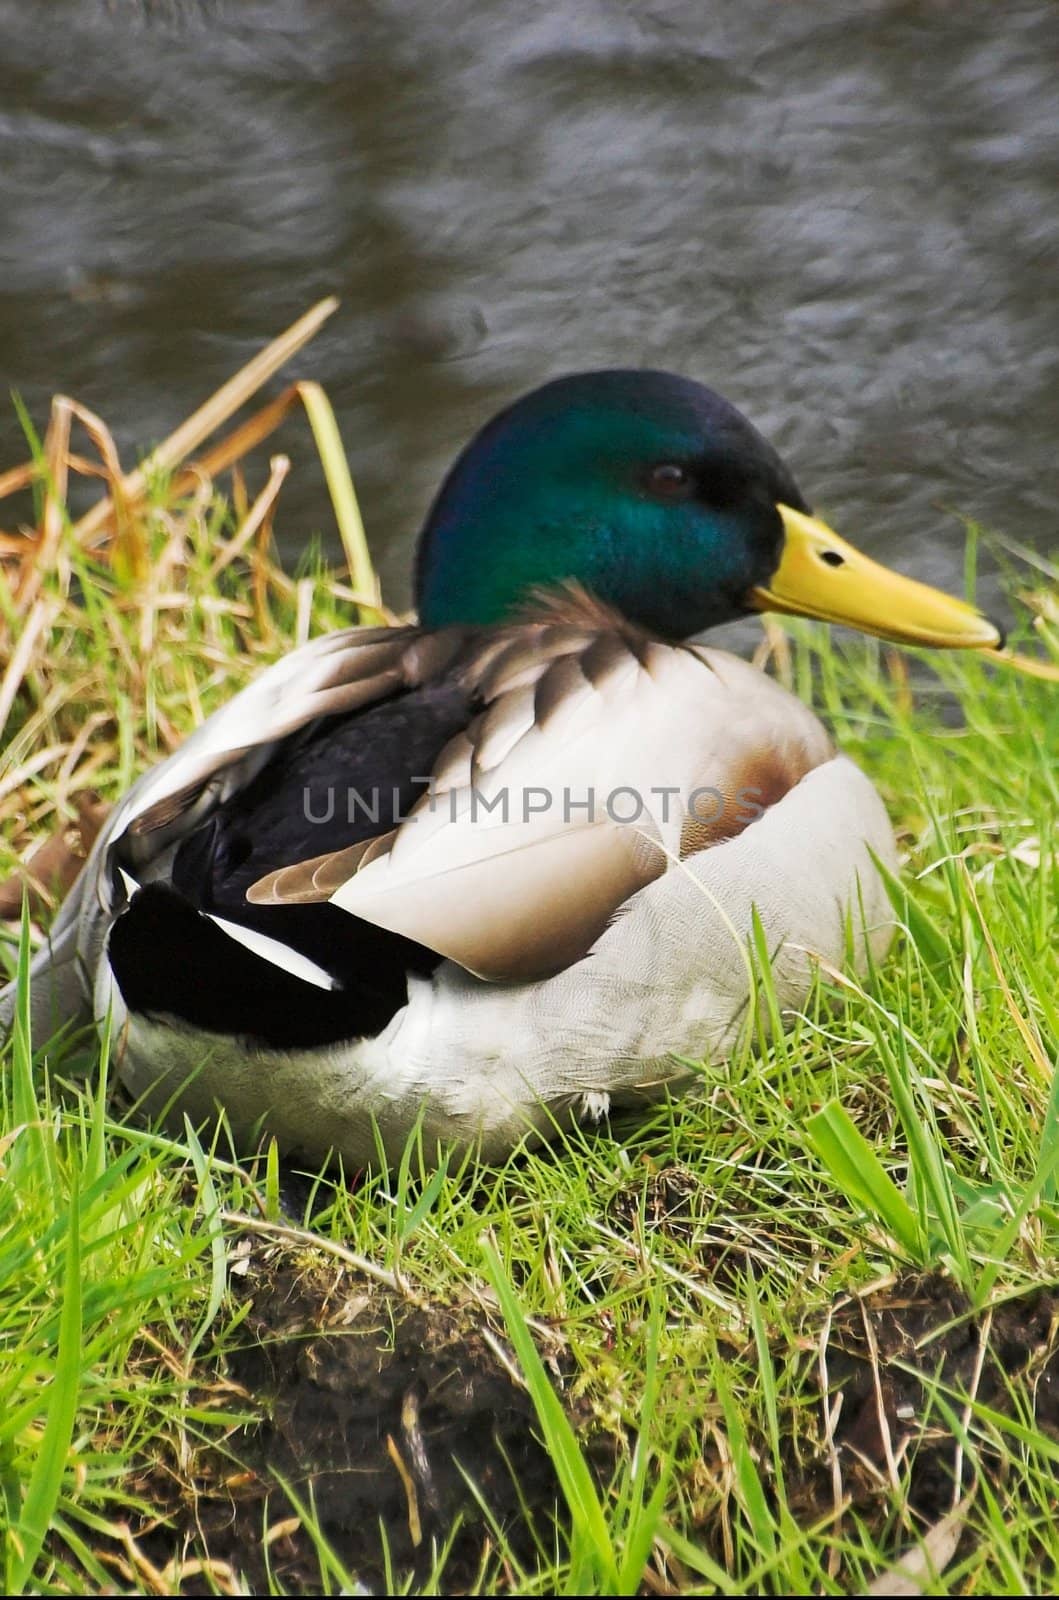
left=0, top=794, right=110, bottom=917
left=863, top=1498, right=969, bottom=1596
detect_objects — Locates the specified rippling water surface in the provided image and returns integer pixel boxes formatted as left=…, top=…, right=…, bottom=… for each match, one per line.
left=1, top=0, right=1056, bottom=607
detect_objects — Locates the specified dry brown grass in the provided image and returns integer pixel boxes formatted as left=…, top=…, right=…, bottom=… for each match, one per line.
left=0, top=298, right=388, bottom=920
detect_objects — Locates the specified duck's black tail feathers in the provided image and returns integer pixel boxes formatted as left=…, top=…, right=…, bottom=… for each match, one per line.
left=108, top=882, right=439, bottom=1049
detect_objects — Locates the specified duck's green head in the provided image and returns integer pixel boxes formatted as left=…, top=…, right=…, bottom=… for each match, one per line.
left=415, top=370, right=1001, bottom=649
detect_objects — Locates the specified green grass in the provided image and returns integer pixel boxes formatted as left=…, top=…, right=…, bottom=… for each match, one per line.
left=1, top=422, right=1058, bottom=1593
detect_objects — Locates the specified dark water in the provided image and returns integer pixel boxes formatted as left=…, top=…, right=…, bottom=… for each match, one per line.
left=1, top=0, right=1056, bottom=611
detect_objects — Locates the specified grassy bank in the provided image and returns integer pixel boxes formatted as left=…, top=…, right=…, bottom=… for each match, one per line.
left=2, top=349, right=1058, bottom=1592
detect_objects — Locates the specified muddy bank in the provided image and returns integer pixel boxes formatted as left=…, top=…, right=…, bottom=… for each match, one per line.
left=813, top=1274, right=1059, bottom=1525
left=143, top=1241, right=610, bottom=1594
left=118, top=1231, right=1058, bottom=1594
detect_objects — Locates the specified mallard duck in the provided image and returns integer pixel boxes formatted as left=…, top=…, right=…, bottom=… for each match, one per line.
left=4, top=371, right=1001, bottom=1166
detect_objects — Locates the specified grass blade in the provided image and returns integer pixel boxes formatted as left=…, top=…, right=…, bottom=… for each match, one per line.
left=480, top=1234, right=619, bottom=1591
left=297, top=380, right=381, bottom=619
left=806, top=1099, right=927, bottom=1260
left=9, top=1171, right=82, bottom=1593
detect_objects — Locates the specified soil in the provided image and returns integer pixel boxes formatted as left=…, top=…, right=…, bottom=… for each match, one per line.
left=810, top=1272, right=1059, bottom=1524
left=115, top=1225, right=1058, bottom=1595
left=140, top=1242, right=609, bottom=1595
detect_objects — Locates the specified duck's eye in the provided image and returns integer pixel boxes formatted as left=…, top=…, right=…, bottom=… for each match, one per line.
left=646, top=462, right=692, bottom=499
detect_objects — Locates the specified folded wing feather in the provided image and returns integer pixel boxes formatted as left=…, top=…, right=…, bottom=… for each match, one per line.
left=250, top=627, right=834, bottom=982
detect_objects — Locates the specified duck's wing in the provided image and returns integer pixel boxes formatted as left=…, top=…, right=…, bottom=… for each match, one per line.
left=112, top=625, right=463, bottom=876
left=6, top=624, right=465, bottom=1039
left=249, top=630, right=833, bottom=982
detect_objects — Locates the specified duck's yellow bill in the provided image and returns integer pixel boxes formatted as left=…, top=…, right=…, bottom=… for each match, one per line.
left=748, top=504, right=1003, bottom=650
